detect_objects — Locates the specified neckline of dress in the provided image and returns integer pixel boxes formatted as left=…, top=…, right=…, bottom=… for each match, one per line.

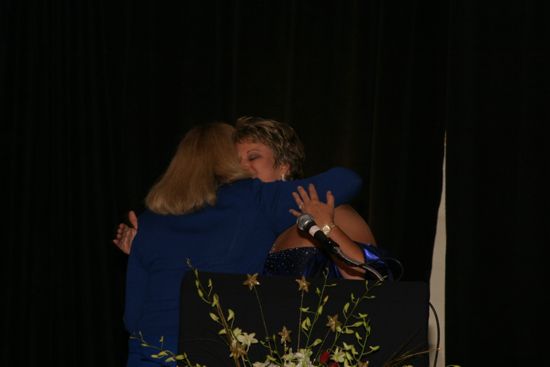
left=268, top=246, right=318, bottom=255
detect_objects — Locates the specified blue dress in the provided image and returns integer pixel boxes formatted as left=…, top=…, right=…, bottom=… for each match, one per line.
left=263, top=243, right=395, bottom=280
left=124, top=167, right=361, bottom=366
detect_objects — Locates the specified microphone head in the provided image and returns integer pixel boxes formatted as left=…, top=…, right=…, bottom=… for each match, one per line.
left=296, top=213, right=315, bottom=232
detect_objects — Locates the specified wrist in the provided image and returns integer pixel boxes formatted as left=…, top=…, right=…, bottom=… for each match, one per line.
left=321, top=223, right=337, bottom=236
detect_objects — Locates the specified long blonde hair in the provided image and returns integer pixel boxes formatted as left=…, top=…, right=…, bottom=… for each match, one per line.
left=145, top=122, right=250, bottom=215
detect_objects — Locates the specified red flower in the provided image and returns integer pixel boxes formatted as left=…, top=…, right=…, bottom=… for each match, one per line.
left=328, top=362, right=340, bottom=367
left=319, top=350, right=331, bottom=364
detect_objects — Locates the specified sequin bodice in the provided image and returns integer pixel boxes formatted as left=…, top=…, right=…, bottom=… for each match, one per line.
left=263, top=247, right=339, bottom=278
left=262, top=243, right=396, bottom=280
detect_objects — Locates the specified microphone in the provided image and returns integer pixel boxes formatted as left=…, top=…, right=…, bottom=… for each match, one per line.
left=296, top=213, right=384, bottom=281
left=296, top=213, right=340, bottom=255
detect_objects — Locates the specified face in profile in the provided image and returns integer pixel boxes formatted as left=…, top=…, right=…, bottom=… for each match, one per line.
left=236, top=140, right=289, bottom=183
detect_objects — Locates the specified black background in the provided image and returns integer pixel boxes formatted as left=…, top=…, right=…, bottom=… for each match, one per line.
left=3, top=1, right=548, bottom=366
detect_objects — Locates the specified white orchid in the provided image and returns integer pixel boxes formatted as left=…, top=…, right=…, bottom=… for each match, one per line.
left=236, top=331, right=258, bottom=348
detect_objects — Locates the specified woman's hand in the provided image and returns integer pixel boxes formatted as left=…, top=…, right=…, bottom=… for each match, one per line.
left=290, top=184, right=369, bottom=279
left=289, top=183, right=335, bottom=227
left=112, top=210, right=138, bottom=255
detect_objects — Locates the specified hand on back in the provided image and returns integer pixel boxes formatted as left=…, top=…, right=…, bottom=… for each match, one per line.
left=112, top=210, right=138, bottom=255
left=289, top=183, right=335, bottom=227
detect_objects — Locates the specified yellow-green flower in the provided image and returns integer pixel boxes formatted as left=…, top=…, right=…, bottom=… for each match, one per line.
left=278, top=325, right=292, bottom=344
left=243, top=273, right=260, bottom=290
left=326, top=314, right=342, bottom=332
left=236, top=332, right=258, bottom=348
left=229, top=339, right=247, bottom=359
left=331, top=346, right=346, bottom=363
left=295, top=275, right=310, bottom=292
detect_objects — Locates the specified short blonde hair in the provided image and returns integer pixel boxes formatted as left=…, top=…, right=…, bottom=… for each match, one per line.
left=146, top=122, right=250, bottom=215
left=234, top=116, right=305, bottom=179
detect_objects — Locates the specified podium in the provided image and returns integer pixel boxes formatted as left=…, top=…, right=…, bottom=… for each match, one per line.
left=179, top=272, right=429, bottom=367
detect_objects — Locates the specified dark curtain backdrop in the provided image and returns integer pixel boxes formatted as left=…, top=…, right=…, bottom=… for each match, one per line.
left=2, top=1, right=547, bottom=367
left=445, top=1, right=550, bottom=365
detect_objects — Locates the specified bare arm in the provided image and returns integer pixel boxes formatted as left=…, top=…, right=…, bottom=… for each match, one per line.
left=334, top=204, right=376, bottom=246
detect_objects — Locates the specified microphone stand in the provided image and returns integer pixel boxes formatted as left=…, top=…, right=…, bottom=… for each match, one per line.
left=296, top=213, right=385, bottom=281
left=328, top=245, right=385, bottom=282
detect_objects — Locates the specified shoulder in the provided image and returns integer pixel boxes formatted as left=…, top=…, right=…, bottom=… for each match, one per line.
left=135, top=209, right=157, bottom=225
left=218, top=178, right=261, bottom=200
left=219, top=178, right=258, bottom=192
left=216, top=179, right=278, bottom=211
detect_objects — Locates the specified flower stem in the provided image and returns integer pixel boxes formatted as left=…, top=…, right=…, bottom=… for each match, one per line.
left=253, top=286, right=276, bottom=356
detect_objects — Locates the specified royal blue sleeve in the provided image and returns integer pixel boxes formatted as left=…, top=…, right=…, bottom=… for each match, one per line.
left=123, top=218, right=148, bottom=333
left=256, top=167, right=362, bottom=235
left=354, top=241, right=398, bottom=281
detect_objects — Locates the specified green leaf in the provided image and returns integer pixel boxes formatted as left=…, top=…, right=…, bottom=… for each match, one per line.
left=317, top=305, right=324, bottom=315
left=301, top=317, right=311, bottom=331
left=311, top=338, right=322, bottom=347
left=218, top=329, right=227, bottom=335
left=209, top=312, right=219, bottom=322
left=175, top=355, right=185, bottom=360
left=227, top=308, right=234, bottom=321
left=343, top=302, right=350, bottom=314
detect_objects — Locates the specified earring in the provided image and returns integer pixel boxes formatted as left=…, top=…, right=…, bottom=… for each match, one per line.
left=281, top=173, right=286, bottom=182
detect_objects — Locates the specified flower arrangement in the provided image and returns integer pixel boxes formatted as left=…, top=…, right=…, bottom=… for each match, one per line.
left=192, top=270, right=383, bottom=367
left=134, top=261, right=449, bottom=367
